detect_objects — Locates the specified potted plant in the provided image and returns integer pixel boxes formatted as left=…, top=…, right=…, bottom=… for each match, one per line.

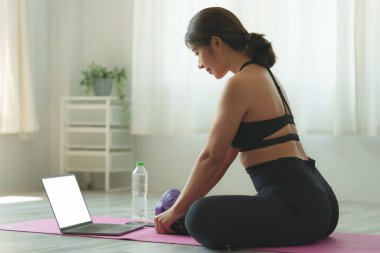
left=80, top=62, right=129, bottom=125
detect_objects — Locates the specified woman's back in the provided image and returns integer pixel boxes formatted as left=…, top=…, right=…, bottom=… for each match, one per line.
left=231, top=63, right=308, bottom=167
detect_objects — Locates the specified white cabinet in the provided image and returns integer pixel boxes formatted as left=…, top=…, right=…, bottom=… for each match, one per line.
left=61, top=97, right=133, bottom=191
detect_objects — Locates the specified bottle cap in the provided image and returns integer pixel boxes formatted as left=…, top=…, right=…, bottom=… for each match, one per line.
left=136, top=162, right=144, bottom=166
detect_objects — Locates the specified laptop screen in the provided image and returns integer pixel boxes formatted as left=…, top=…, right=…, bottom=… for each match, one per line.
left=42, top=175, right=92, bottom=229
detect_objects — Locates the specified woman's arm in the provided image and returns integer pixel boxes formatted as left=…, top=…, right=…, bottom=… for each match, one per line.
left=154, top=77, right=248, bottom=234
left=172, top=146, right=238, bottom=216
left=193, top=146, right=238, bottom=201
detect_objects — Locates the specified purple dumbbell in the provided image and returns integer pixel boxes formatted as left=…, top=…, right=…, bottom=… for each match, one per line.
left=155, top=188, right=181, bottom=215
left=155, top=200, right=165, bottom=215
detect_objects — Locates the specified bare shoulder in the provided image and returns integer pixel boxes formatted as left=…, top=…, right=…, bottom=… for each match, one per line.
left=224, top=65, right=268, bottom=98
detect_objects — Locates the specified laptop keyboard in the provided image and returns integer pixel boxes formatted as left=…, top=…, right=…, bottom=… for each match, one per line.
left=69, top=224, right=118, bottom=233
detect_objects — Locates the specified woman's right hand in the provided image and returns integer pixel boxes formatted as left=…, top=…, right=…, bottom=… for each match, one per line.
left=154, top=206, right=184, bottom=234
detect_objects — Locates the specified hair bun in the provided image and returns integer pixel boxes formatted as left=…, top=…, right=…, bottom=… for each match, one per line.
left=251, top=33, right=270, bottom=48
left=247, top=33, right=276, bottom=68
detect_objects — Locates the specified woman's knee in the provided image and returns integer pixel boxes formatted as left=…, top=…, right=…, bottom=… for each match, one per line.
left=184, top=197, right=222, bottom=247
left=185, top=198, right=210, bottom=233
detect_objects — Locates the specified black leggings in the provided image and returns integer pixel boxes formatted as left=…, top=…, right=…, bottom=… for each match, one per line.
left=184, top=157, right=339, bottom=249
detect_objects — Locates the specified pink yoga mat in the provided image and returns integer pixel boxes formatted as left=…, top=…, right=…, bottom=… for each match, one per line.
left=0, top=216, right=379, bottom=253
left=0, top=216, right=198, bottom=246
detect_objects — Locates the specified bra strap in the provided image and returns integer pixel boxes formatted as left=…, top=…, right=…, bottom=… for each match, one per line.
left=239, top=60, right=256, bottom=71
left=238, top=133, right=300, bottom=152
left=239, top=61, right=293, bottom=116
left=267, top=68, right=292, bottom=115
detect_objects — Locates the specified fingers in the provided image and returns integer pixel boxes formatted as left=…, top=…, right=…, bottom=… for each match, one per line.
left=154, top=214, right=176, bottom=234
left=154, top=216, right=160, bottom=234
left=166, top=225, right=175, bottom=234
left=154, top=215, right=163, bottom=234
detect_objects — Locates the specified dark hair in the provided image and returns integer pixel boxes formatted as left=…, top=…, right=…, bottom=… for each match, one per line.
left=185, top=7, right=276, bottom=68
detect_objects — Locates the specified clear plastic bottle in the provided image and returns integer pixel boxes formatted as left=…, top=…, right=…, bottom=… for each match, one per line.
left=131, top=162, right=148, bottom=219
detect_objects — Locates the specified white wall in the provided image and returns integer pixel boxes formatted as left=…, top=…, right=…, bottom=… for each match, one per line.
left=135, top=135, right=380, bottom=203
left=80, top=0, right=134, bottom=95
left=48, top=0, right=83, bottom=177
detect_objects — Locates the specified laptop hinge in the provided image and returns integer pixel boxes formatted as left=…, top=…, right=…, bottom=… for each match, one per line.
left=61, top=221, right=93, bottom=233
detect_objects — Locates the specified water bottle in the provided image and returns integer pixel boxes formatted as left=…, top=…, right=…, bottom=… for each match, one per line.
left=131, top=162, right=148, bottom=219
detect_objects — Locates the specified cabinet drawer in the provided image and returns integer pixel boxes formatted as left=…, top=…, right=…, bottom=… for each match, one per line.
left=64, top=128, right=131, bottom=149
left=65, top=105, right=126, bottom=126
left=64, top=151, right=133, bottom=172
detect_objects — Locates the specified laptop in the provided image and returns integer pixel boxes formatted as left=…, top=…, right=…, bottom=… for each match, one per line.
left=41, top=174, right=144, bottom=236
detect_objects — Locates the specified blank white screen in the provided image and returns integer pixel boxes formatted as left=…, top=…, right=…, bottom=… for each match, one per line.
left=42, top=175, right=91, bottom=228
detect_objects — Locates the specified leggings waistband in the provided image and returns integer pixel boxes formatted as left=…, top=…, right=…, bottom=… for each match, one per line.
left=246, top=157, right=314, bottom=175
left=245, top=157, right=322, bottom=192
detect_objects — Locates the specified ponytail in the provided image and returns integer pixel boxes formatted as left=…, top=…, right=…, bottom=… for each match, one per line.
left=246, top=33, right=276, bottom=68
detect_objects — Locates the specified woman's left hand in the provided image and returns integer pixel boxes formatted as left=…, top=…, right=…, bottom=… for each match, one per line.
left=154, top=207, right=183, bottom=234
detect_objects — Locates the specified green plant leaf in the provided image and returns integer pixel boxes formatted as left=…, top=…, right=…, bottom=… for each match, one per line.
left=79, top=62, right=129, bottom=124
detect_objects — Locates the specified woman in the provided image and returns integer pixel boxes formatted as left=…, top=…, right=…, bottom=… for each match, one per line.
left=154, top=7, right=339, bottom=249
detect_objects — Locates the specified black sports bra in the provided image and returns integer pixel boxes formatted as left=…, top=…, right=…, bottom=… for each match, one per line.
left=231, top=60, right=300, bottom=152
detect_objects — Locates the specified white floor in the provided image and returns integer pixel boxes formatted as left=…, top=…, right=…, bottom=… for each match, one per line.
left=0, top=191, right=379, bottom=253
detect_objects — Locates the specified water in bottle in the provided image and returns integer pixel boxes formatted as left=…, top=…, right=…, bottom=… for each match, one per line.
left=131, top=162, right=148, bottom=219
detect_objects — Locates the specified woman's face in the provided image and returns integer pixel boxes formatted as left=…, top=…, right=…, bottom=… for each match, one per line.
left=191, top=38, right=229, bottom=79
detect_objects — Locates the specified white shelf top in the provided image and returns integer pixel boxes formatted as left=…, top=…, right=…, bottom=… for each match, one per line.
left=62, top=96, right=131, bottom=102
left=64, top=168, right=132, bottom=173
left=63, top=96, right=118, bottom=100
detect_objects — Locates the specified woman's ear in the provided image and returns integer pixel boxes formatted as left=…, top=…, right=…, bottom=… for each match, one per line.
left=210, top=36, right=223, bottom=50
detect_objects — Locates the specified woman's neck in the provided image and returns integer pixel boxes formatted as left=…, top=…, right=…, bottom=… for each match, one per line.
left=226, top=50, right=251, bottom=74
